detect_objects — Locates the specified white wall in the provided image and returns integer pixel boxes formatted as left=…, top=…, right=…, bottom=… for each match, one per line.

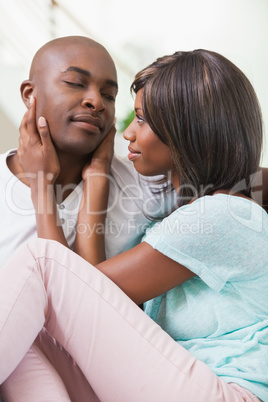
left=71, top=0, right=267, bottom=165
left=1, top=0, right=267, bottom=165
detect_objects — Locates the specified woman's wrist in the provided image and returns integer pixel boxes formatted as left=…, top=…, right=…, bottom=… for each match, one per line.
left=30, top=179, right=56, bottom=212
left=81, top=173, right=109, bottom=214
left=82, top=164, right=111, bottom=183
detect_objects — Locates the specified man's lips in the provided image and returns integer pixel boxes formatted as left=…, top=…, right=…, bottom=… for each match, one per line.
left=71, top=114, right=104, bottom=130
left=128, top=146, right=141, bottom=161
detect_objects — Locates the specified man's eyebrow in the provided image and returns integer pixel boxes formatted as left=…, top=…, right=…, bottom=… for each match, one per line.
left=105, top=79, right=118, bottom=90
left=62, top=66, right=90, bottom=76
left=62, top=66, right=118, bottom=89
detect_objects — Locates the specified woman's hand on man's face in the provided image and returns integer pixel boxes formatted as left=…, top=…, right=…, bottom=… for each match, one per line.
left=17, top=96, right=60, bottom=186
left=82, top=123, right=116, bottom=181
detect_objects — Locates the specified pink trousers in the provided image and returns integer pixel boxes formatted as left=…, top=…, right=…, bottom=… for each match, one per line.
left=0, top=239, right=260, bottom=402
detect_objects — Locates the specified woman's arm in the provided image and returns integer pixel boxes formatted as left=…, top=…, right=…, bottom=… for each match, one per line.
left=71, top=121, right=194, bottom=301
left=96, top=241, right=195, bottom=305
left=18, top=100, right=194, bottom=304
left=17, top=97, right=68, bottom=247
left=73, top=125, right=116, bottom=264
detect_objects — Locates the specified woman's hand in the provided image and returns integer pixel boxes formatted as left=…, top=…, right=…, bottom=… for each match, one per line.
left=17, top=96, right=60, bottom=186
left=17, top=97, right=68, bottom=247
left=82, top=123, right=116, bottom=179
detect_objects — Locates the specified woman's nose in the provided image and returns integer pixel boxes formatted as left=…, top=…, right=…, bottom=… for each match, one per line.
left=123, top=121, right=136, bottom=142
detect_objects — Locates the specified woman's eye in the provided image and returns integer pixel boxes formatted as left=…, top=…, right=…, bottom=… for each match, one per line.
left=136, top=114, right=145, bottom=124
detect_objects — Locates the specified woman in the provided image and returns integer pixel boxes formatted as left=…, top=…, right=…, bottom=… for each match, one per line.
left=0, top=50, right=267, bottom=401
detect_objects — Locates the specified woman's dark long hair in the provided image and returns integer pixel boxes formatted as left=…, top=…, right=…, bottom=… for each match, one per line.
left=131, top=50, right=263, bottom=207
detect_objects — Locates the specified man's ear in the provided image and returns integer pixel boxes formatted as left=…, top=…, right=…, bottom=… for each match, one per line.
left=20, top=80, right=34, bottom=108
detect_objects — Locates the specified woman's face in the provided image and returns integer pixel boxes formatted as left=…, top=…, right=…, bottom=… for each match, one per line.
left=123, top=89, right=174, bottom=178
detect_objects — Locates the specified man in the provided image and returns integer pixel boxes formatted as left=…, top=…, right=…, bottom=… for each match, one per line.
left=0, top=36, right=172, bottom=401
left=0, top=35, right=171, bottom=266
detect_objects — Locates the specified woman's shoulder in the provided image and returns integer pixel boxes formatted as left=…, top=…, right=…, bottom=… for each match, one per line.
left=172, top=193, right=267, bottom=221
left=147, top=193, right=268, bottom=242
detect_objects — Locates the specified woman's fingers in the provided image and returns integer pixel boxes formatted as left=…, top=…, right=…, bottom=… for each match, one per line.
left=105, top=123, right=116, bottom=144
left=17, top=98, right=60, bottom=182
left=26, top=96, right=39, bottom=143
left=81, top=123, right=116, bottom=180
left=95, top=123, right=116, bottom=159
left=37, top=116, right=60, bottom=181
left=37, top=116, right=52, bottom=150
left=28, top=95, right=36, bottom=129
left=19, top=96, right=39, bottom=146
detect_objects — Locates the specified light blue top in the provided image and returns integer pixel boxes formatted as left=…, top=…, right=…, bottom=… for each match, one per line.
left=143, top=194, right=268, bottom=401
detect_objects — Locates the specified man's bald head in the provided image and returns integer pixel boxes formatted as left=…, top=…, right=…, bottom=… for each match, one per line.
left=29, top=36, right=113, bottom=80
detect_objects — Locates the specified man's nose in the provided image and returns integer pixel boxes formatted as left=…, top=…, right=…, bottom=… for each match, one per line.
left=81, top=89, right=105, bottom=112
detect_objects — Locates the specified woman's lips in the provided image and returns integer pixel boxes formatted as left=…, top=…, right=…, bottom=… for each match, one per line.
left=128, top=146, right=141, bottom=161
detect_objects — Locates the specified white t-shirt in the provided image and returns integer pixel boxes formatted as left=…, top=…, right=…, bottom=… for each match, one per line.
left=0, top=149, right=174, bottom=267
